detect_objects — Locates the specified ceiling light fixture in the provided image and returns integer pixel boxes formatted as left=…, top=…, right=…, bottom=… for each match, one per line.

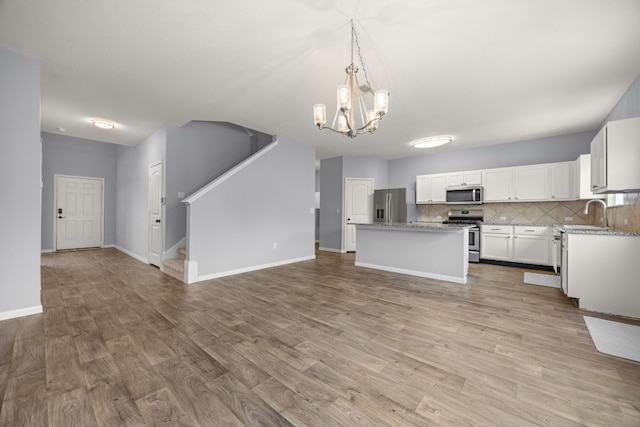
left=313, top=20, right=389, bottom=138
left=92, top=119, right=115, bottom=130
left=411, top=136, right=453, bottom=148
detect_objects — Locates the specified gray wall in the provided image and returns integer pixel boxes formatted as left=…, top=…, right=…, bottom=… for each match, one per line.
left=115, top=128, right=167, bottom=261
left=187, top=136, right=315, bottom=279
left=319, top=157, right=344, bottom=251
left=388, top=130, right=594, bottom=210
left=41, top=132, right=117, bottom=250
left=165, top=121, right=255, bottom=250
left=318, top=155, right=392, bottom=252
left=602, top=73, right=640, bottom=124
left=0, top=47, right=42, bottom=317
left=343, top=156, right=389, bottom=189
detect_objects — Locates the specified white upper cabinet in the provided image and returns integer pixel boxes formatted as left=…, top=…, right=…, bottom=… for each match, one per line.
left=482, top=168, right=513, bottom=202
left=513, top=165, right=548, bottom=201
left=445, top=170, right=483, bottom=187
left=574, top=154, right=604, bottom=200
left=416, top=174, right=446, bottom=204
left=591, top=116, right=640, bottom=193
left=549, top=162, right=573, bottom=200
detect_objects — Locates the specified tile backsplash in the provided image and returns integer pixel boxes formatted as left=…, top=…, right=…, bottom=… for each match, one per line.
left=418, top=195, right=640, bottom=233
left=608, top=192, right=640, bottom=233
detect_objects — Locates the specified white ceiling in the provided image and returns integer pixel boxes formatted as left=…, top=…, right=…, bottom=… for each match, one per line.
left=1, top=0, right=639, bottom=160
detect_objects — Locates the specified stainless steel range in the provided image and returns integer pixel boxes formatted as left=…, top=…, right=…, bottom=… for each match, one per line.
left=443, top=209, right=483, bottom=263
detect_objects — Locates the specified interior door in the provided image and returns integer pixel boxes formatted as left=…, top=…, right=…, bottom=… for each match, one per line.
left=148, top=162, right=163, bottom=267
left=56, top=176, right=103, bottom=250
left=345, top=178, right=373, bottom=252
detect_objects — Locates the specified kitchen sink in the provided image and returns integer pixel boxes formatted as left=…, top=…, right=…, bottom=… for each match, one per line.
left=562, top=225, right=609, bottom=231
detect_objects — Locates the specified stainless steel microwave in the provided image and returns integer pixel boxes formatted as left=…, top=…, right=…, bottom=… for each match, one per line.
left=446, top=186, right=483, bottom=205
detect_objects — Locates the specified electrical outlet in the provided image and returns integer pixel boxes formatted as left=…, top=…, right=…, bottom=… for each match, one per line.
left=273, top=242, right=277, bottom=249
left=178, top=191, right=185, bottom=198
left=624, top=218, right=629, bottom=225
left=499, top=216, right=506, bottom=221
left=337, top=209, right=340, bottom=214
left=564, top=216, right=573, bottom=221
left=436, top=215, right=442, bottom=219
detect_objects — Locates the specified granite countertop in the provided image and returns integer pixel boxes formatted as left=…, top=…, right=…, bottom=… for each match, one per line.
left=355, top=222, right=473, bottom=231
left=558, top=227, right=640, bottom=237
left=482, top=222, right=640, bottom=236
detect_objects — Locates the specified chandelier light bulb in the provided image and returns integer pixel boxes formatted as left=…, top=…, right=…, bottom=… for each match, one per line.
left=313, top=104, right=327, bottom=126
left=337, top=85, right=351, bottom=111
left=374, top=90, right=389, bottom=115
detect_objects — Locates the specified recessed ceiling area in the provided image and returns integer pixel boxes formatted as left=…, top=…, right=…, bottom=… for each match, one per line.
left=1, top=0, right=639, bottom=160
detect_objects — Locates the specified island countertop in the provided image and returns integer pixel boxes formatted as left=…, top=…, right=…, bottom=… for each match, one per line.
left=355, top=222, right=473, bottom=231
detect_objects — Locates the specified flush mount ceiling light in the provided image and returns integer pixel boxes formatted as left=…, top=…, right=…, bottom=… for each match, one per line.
left=313, top=20, right=389, bottom=138
left=92, top=119, right=115, bottom=130
left=411, top=136, right=453, bottom=148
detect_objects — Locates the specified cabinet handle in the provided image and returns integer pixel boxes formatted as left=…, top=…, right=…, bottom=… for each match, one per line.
left=592, top=185, right=597, bottom=189
left=524, top=229, right=535, bottom=232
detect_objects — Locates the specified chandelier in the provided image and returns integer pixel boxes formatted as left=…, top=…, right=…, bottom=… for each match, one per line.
left=313, top=20, right=389, bottom=138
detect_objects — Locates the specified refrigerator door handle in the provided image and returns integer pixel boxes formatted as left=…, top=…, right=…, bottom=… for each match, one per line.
left=386, top=192, right=391, bottom=224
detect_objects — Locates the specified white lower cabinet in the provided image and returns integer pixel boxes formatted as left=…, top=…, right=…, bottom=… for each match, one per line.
left=481, top=225, right=551, bottom=265
left=512, top=226, right=550, bottom=264
left=480, top=225, right=512, bottom=260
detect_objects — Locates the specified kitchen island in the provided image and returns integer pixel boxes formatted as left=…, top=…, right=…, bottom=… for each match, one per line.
left=355, top=222, right=471, bottom=284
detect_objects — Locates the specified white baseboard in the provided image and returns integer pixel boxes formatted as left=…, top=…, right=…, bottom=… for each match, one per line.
left=114, top=245, right=149, bottom=264
left=41, top=249, right=54, bottom=254
left=318, top=246, right=346, bottom=254
left=190, top=255, right=315, bottom=284
left=102, top=244, right=115, bottom=249
left=354, top=261, right=467, bottom=284
left=0, top=305, right=43, bottom=321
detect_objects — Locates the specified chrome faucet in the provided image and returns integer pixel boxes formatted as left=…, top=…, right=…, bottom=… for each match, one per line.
left=583, top=199, right=608, bottom=228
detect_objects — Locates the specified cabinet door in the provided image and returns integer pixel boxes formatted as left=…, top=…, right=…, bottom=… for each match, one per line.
left=463, top=171, right=483, bottom=186
left=513, top=165, right=548, bottom=201
left=550, top=162, right=573, bottom=200
left=480, top=233, right=512, bottom=260
left=430, top=175, right=447, bottom=202
left=445, top=173, right=464, bottom=188
left=590, top=126, right=606, bottom=192
left=416, top=175, right=431, bottom=204
left=482, top=168, right=512, bottom=202
left=513, top=235, right=549, bottom=265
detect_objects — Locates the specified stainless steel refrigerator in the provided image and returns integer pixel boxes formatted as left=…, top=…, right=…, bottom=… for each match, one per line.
left=373, top=188, right=407, bottom=224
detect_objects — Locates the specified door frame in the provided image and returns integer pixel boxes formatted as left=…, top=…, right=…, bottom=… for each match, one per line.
left=53, top=174, right=105, bottom=251
left=343, top=177, right=374, bottom=252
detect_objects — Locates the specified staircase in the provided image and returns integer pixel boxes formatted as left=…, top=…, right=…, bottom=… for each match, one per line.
left=162, top=247, right=186, bottom=282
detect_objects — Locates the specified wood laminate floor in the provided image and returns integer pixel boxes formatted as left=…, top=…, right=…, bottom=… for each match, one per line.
left=1, top=248, right=639, bottom=426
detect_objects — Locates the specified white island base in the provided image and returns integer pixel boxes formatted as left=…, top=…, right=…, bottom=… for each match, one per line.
left=355, top=224, right=470, bottom=284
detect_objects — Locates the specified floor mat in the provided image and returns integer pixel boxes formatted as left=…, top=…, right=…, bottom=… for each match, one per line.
left=523, top=272, right=561, bottom=288
left=584, top=316, right=640, bottom=363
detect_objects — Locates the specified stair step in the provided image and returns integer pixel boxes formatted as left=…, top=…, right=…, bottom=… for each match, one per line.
left=163, top=259, right=185, bottom=282
left=177, top=247, right=187, bottom=260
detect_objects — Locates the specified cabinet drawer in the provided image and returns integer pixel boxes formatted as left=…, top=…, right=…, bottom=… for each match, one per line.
left=481, top=225, right=512, bottom=234
left=514, top=226, right=550, bottom=236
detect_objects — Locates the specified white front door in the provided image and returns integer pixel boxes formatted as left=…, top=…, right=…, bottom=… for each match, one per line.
left=345, top=178, right=373, bottom=252
left=55, top=176, right=103, bottom=250
left=148, top=162, right=163, bottom=267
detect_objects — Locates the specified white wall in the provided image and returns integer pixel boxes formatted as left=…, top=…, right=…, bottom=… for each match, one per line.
left=186, top=136, right=316, bottom=281
left=0, top=47, right=42, bottom=319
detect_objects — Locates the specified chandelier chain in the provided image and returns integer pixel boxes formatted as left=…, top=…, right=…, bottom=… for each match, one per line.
left=352, top=20, right=375, bottom=94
